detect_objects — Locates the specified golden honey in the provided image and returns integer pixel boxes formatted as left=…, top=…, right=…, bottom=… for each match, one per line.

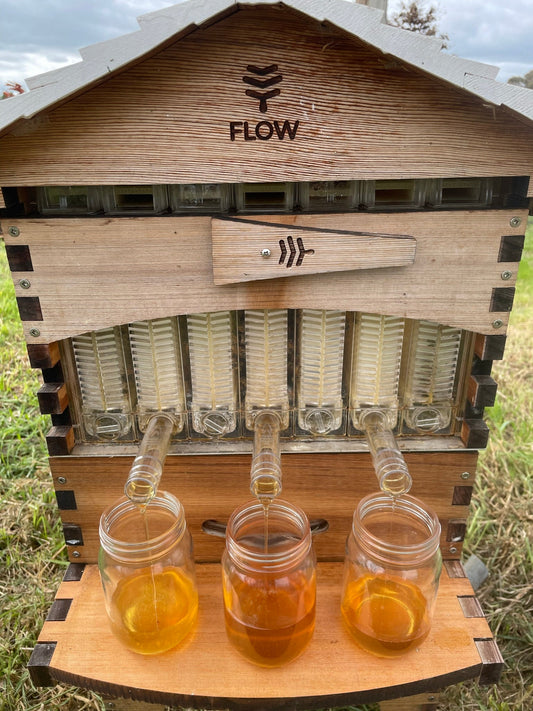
left=342, top=493, right=441, bottom=657
left=341, top=574, right=430, bottom=657
left=99, top=491, right=198, bottom=655
left=110, top=566, right=198, bottom=655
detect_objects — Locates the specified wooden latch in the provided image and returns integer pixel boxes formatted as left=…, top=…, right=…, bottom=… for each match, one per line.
left=211, top=215, right=416, bottom=285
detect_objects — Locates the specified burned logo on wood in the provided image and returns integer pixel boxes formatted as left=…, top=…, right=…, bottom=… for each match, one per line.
left=229, top=64, right=300, bottom=141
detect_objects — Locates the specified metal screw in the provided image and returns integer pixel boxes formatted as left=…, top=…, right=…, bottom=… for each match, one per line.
left=72, top=550, right=81, bottom=558
left=19, top=278, right=31, bottom=289
left=461, top=471, right=471, bottom=480
left=510, top=216, right=522, bottom=228
left=8, top=226, right=20, bottom=237
left=449, top=546, right=458, bottom=554
left=29, top=327, right=41, bottom=337
left=57, top=476, right=67, bottom=485
left=501, top=270, right=513, bottom=281
left=261, top=248, right=271, bottom=258
left=492, top=319, right=504, bottom=329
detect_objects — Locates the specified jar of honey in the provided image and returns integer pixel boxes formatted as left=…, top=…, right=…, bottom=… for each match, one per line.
left=98, top=490, right=198, bottom=655
left=341, top=493, right=442, bottom=657
left=222, top=499, right=316, bottom=667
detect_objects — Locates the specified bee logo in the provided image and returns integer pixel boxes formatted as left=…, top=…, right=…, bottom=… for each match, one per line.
left=243, top=64, right=282, bottom=113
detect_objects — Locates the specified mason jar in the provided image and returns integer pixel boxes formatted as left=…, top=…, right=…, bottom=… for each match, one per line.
left=222, top=499, right=316, bottom=667
left=341, top=493, right=442, bottom=657
left=98, top=490, right=198, bottom=655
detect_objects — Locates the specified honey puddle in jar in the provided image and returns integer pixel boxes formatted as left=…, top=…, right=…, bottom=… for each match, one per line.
left=341, top=573, right=430, bottom=657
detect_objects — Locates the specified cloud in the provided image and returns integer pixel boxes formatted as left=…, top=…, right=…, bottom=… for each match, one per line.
left=0, top=0, right=176, bottom=81
left=388, top=0, right=533, bottom=80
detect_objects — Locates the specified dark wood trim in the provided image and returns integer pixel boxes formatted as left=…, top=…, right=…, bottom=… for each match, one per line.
left=5, top=243, right=33, bottom=271
left=26, top=342, right=60, bottom=369
left=461, top=419, right=490, bottom=449
left=498, top=234, right=525, bottom=262
left=28, top=642, right=57, bottom=687
left=490, top=287, right=515, bottom=312
left=16, top=295, right=43, bottom=321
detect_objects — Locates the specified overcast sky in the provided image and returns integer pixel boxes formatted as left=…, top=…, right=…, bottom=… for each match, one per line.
left=0, top=0, right=532, bottom=90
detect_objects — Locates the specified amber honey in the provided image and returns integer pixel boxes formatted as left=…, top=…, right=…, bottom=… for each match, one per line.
left=223, top=569, right=316, bottom=666
left=341, top=573, right=430, bottom=657
left=109, top=566, right=198, bottom=655
left=222, top=499, right=316, bottom=666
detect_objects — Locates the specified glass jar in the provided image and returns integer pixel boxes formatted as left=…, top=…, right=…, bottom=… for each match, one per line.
left=341, top=493, right=442, bottom=657
left=98, top=490, right=198, bottom=655
left=222, top=499, right=316, bottom=667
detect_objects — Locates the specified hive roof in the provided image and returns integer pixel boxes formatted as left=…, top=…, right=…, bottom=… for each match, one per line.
left=1, top=0, right=533, bottom=137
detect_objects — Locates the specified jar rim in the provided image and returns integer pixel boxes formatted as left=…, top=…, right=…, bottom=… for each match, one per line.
left=226, top=499, right=313, bottom=572
left=99, top=490, right=186, bottom=562
left=353, top=492, right=441, bottom=561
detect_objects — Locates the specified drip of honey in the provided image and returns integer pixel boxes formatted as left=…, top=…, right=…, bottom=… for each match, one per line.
left=341, top=573, right=430, bottom=657
left=224, top=569, right=316, bottom=666
left=109, top=566, right=198, bottom=655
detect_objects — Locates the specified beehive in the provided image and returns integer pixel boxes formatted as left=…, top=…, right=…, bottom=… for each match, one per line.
left=1, top=1, right=532, bottom=709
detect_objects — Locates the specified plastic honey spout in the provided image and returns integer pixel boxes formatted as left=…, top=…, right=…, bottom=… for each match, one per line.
left=360, top=410, right=412, bottom=497
left=250, top=410, right=283, bottom=505
left=124, top=412, right=178, bottom=506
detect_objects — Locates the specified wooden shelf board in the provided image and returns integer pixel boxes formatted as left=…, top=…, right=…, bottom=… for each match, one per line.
left=33, top=562, right=494, bottom=709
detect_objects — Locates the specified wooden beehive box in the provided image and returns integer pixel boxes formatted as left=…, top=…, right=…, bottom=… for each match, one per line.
left=1, top=1, right=532, bottom=709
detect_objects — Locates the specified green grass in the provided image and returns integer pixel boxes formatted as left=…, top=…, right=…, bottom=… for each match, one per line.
left=0, top=241, right=106, bottom=711
left=441, top=225, right=533, bottom=711
left=1, top=224, right=532, bottom=711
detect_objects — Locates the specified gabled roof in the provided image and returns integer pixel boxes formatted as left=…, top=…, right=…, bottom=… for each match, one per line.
left=1, top=0, right=533, bottom=138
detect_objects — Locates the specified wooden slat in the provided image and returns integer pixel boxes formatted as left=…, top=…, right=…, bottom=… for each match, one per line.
left=4, top=210, right=527, bottom=343
left=49, top=450, right=477, bottom=564
left=35, top=563, right=491, bottom=709
left=467, top=374, right=498, bottom=409
left=26, top=342, right=61, bottom=369
left=46, top=425, right=75, bottom=456
left=211, top=216, right=416, bottom=284
left=1, top=8, right=533, bottom=185
left=474, top=333, right=507, bottom=361
left=461, top=419, right=490, bottom=449
left=37, top=382, right=69, bottom=415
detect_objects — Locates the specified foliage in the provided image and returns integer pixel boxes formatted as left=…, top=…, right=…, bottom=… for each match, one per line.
left=508, top=69, right=533, bottom=90
left=1, top=81, right=24, bottom=100
left=389, top=1, right=449, bottom=49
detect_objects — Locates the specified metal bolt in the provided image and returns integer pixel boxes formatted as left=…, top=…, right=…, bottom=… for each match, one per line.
left=492, top=319, right=504, bottom=329
left=261, top=248, right=271, bottom=258
left=29, top=327, right=41, bottom=337
left=8, top=226, right=20, bottom=237
left=501, top=270, right=513, bottom=281
left=72, top=550, right=81, bottom=558
left=510, top=216, right=522, bottom=228
left=449, top=546, right=458, bottom=554
left=461, top=471, right=471, bottom=480
left=19, top=278, right=31, bottom=289
left=57, top=476, right=67, bottom=485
